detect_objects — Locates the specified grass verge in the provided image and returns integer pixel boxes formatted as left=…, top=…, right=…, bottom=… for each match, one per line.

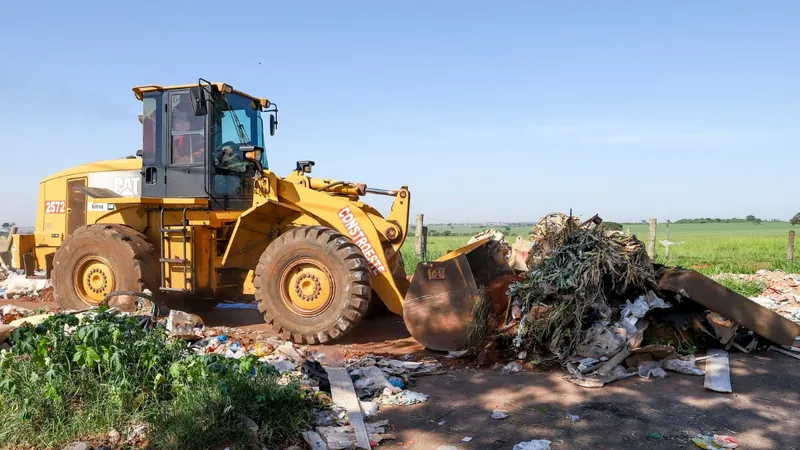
left=714, top=277, right=765, bottom=297
left=0, top=309, right=315, bottom=450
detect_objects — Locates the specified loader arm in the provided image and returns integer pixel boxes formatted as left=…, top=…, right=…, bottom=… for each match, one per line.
left=222, top=170, right=410, bottom=315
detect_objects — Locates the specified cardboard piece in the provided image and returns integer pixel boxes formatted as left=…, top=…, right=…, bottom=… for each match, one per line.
left=704, top=349, right=732, bottom=393
left=658, top=268, right=800, bottom=346
left=624, top=345, right=676, bottom=368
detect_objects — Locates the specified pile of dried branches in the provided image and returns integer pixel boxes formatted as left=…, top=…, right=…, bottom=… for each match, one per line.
left=508, top=213, right=658, bottom=361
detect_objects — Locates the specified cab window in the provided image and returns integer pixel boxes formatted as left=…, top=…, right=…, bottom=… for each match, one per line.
left=141, top=97, right=159, bottom=164
left=169, top=92, right=205, bottom=165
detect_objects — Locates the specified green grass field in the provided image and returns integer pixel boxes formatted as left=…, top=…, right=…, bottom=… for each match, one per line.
left=401, top=221, right=800, bottom=276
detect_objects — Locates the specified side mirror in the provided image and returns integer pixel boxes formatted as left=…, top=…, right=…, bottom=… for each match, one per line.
left=191, top=87, right=207, bottom=116
left=269, top=114, right=277, bottom=136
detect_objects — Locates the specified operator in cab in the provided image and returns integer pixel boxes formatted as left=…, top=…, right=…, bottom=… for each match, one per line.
left=171, top=94, right=205, bottom=164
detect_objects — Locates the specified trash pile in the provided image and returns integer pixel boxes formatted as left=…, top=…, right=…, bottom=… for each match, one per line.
left=465, top=213, right=800, bottom=390
left=165, top=310, right=437, bottom=449
left=344, top=354, right=440, bottom=406
left=0, top=270, right=52, bottom=300
left=506, top=213, right=659, bottom=362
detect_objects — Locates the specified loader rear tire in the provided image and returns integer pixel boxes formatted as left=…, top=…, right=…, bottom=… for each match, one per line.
left=254, top=226, right=372, bottom=344
left=52, top=224, right=161, bottom=311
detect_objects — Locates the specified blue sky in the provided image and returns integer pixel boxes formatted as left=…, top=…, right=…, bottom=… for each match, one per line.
left=1, top=1, right=798, bottom=226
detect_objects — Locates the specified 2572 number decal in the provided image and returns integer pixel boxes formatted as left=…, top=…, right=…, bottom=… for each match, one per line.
left=44, top=200, right=66, bottom=214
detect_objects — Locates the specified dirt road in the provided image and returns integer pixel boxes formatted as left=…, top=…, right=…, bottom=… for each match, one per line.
left=198, top=307, right=800, bottom=449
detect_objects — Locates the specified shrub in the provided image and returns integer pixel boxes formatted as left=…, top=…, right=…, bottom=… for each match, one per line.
left=0, top=309, right=314, bottom=449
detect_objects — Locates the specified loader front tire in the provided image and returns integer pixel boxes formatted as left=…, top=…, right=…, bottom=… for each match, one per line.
left=52, top=224, right=160, bottom=311
left=254, top=226, right=372, bottom=344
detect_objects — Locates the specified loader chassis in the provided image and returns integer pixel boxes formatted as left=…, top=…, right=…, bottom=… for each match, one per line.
left=10, top=82, right=410, bottom=343
left=9, top=80, right=503, bottom=349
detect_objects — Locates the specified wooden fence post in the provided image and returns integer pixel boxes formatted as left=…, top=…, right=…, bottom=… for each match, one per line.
left=647, top=218, right=657, bottom=259
left=664, top=223, right=670, bottom=259
left=415, top=214, right=425, bottom=258
left=421, top=226, right=428, bottom=259
left=789, top=230, right=795, bottom=261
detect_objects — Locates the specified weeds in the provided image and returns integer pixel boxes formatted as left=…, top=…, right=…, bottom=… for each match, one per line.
left=716, top=277, right=765, bottom=297
left=0, top=309, right=314, bottom=449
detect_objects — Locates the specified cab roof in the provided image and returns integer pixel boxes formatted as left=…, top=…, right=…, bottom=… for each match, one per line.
left=131, top=82, right=270, bottom=108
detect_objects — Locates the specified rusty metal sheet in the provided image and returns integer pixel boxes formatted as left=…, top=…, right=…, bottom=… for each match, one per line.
left=658, top=268, right=800, bottom=346
left=403, top=255, right=480, bottom=351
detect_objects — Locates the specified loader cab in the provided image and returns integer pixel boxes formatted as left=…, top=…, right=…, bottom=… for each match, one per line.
left=134, top=81, right=276, bottom=210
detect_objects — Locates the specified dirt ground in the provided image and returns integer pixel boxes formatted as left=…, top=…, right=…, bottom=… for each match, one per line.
left=3, top=299, right=798, bottom=449
left=194, top=309, right=800, bottom=450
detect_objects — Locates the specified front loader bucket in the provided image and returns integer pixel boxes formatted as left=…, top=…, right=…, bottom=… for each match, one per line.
left=403, top=238, right=509, bottom=351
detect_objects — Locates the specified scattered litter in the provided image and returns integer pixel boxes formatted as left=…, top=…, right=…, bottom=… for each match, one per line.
left=269, top=360, right=296, bottom=373
left=251, top=341, right=274, bottom=357
left=215, top=302, right=259, bottom=309
left=276, top=341, right=305, bottom=362
left=302, top=360, right=331, bottom=393
left=326, top=366, right=372, bottom=449
left=379, top=390, right=429, bottom=405
left=712, top=435, right=739, bottom=448
left=491, top=409, right=510, bottom=419
left=637, top=361, right=667, bottom=379
left=446, top=349, right=469, bottom=358
left=566, top=413, right=580, bottom=422
left=353, top=366, right=399, bottom=396
left=388, top=376, right=405, bottom=389
left=438, top=447, right=460, bottom=450
left=662, top=357, right=705, bottom=376
left=704, top=349, right=732, bottom=393
left=302, top=431, right=328, bottom=450
left=501, top=361, right=522, bottom=374
left=359, top=400, right=379, bottom=418
left=165, top=309, right=204, bottom=339
left=224, top=341, right=249, bottom=359
left=649, top=432, right=663, bottom=440
left=462, top=437, right=473, bottom=442
left=575, top=323, right=626, bottom=360
left=692, top=434, right=739, bottom=449
left=512, top=440, right=552, bottom=450
left=577, top=357, right=600, bottom=373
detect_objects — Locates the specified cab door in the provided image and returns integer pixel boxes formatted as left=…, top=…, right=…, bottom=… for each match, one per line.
left=165, top=90, right=208, bottom=198
left=141, top=91, right=166, bottom=198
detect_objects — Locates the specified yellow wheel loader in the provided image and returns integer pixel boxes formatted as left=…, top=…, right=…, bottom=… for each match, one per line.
left=2, top=80, right=526, bottom=351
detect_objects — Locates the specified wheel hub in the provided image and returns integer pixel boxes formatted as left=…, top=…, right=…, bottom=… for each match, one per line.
left=73, top=256, right=115, bottom=305
left=280, top=259, right=335, bottom=317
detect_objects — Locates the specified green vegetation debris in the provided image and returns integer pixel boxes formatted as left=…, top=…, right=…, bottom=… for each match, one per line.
left=464, top=288, right=491, bottom=347
left=0, top=309, right=315, bottom=450
left=508, top=213, right=658, bottom=361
